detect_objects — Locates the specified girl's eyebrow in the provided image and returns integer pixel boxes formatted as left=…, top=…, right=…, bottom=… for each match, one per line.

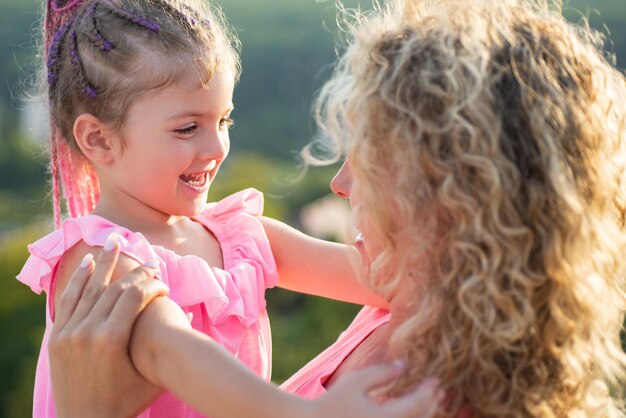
left=166, top=105, right=234, bottom=121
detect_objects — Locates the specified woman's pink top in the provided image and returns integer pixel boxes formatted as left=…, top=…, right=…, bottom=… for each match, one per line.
left=17, top=188, right=278, bottom=418
left=280, top=306, right=390, bottom=399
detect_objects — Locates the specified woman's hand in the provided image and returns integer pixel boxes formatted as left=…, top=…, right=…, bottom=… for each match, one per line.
left=313, top=364, right=443, bottom=418
left=49, top=239, right=169, bottom=418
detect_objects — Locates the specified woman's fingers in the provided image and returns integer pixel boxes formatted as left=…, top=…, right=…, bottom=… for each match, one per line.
left=384, top=378, right=442, bottom=418
left=102, top=273, right=169, bottom=345
left=64, top=234, right=121, bottom=328
left=88, top=233, right=121, bottom=288
left=355, top=365, right=442, bottom=418
left=345, top=362, right=407, bottom=393
left=85, top=263, right=165, bottom=325
left=320, top=364, right=442, bottom=418
left=107, top=266, right=168, bottom=326
left=53, top=253, right=95, bottom=330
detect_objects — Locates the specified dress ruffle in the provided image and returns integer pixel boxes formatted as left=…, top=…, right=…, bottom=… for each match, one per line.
left=17, top=188, right=278, bottom=329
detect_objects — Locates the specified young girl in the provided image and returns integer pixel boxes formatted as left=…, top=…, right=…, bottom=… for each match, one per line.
left=16, top=0, right=441, bottom=417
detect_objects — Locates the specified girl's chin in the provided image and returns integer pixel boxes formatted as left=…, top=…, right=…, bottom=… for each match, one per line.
left=170, top=202, right=208, bottom=218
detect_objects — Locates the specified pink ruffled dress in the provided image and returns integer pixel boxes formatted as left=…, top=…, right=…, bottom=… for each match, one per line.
left=280, top=306, right=390, bottom=399
left=17, top=188, right=278, bottom=418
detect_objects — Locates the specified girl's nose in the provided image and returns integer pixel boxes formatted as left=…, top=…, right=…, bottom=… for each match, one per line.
left=330, top=160, right=352, bottom=199
left=199, top=130, right=229, bottom=162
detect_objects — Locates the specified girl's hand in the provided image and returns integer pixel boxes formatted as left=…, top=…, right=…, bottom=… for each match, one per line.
left=312, top=364, right=442, bottom=418
left=49, top=239, right=169, bottom=418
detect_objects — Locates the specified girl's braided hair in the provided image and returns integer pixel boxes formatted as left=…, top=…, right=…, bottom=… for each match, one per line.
left=42, top=0, right=240, bottom=227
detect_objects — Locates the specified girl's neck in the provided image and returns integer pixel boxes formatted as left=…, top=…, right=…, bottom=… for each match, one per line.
left=94, top=193, right=224, bottom=269
left=93, top=194, right=189, bottom=234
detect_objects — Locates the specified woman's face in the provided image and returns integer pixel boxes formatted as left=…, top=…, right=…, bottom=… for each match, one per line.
left=330, top=158, right=386, bottom=269
left=331, top=156, right=438, bottom=303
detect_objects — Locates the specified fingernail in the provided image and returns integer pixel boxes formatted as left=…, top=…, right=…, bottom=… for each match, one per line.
left=392, top=360, right=406, bottom=370
left=80, top=253, right=94, bottom=269
left=186, top=312, right=194, bottom=322
left=103, top=233, right=120, bottom=252
left=143, top=259, right=159, bottom=269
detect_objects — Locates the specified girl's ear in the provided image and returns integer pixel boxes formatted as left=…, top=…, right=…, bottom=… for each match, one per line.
left=73, top=114, right=120, bottom=164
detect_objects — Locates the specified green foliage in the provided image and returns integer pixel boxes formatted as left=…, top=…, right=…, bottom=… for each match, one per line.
left=0, top=225, right=47, bottom=418
left=267, top=288, right=361, bottom=383
left=210, top=152, right=340, bottom=222
left=0, top=129, right=50, bottom=231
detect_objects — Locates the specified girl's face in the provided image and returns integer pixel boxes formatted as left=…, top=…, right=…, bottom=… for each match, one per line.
left=101, top=69, right=235, bottom=221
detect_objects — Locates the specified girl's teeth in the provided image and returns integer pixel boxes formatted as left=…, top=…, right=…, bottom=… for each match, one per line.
left=181, top=173, right=206, bottom=186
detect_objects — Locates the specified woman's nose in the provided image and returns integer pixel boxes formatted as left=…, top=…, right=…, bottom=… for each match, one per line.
left=330, top=160, right=352, bottom=199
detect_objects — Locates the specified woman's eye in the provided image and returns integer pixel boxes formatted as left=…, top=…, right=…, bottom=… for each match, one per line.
left=219, top=117, right=235, bottom=130
left=174, top=124, right=198, bottom=136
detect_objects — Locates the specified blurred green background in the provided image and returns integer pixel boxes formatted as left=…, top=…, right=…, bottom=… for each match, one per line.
left=0, top=0, right=625, bottom=416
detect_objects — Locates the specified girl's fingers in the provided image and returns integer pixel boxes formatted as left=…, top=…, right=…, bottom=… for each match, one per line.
left=65, top=234, right=121, bottom=328
left=53, top=253, right=95, bottom=330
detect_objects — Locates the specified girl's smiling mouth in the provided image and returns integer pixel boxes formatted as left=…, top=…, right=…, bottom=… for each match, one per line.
left=180, top=161, right=218, bottom=191
left=180, top=172, right=208, bottom=189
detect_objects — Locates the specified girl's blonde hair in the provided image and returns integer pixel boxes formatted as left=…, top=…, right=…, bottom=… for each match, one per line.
left=308, top=0, right=626, bottom=416
left=42, top=0, right=239, bottom=227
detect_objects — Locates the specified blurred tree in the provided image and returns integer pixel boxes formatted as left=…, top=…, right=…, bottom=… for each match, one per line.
left=0, top=0, right=40, bottom=138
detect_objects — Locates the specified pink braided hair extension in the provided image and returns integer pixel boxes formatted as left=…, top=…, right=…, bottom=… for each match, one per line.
left=45, top=0, right=100, bottom=228
left=50, top=129, right=62, bottom=228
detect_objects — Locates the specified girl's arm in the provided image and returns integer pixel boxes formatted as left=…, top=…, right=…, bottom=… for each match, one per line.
left=51, top=236, right=441, bottom=418
left=131, top=295, right=434, bottom=418
left=261, top=216, right=387, bottom=307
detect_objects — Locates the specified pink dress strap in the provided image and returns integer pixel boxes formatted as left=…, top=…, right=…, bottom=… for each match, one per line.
left=193, top=188, right=278, bottom=327
left=280, top=306, right=391, bottom=399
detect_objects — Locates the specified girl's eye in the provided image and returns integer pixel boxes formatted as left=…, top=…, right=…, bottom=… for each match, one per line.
left=174, top=124, right=198, bottom=136
left=219, top=117, right=235, bottom=130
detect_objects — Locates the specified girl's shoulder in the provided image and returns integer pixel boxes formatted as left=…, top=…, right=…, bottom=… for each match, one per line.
left=193, top=188, right=278, bottom=287
left=195, top=187, right=265, bottom=228
left=16, top=214, right=156, bottom=296
left=193, top=188, right=275, bottom=270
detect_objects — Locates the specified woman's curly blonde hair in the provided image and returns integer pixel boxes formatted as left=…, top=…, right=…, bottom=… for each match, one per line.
left=307, top=0, right=626, bottom=416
